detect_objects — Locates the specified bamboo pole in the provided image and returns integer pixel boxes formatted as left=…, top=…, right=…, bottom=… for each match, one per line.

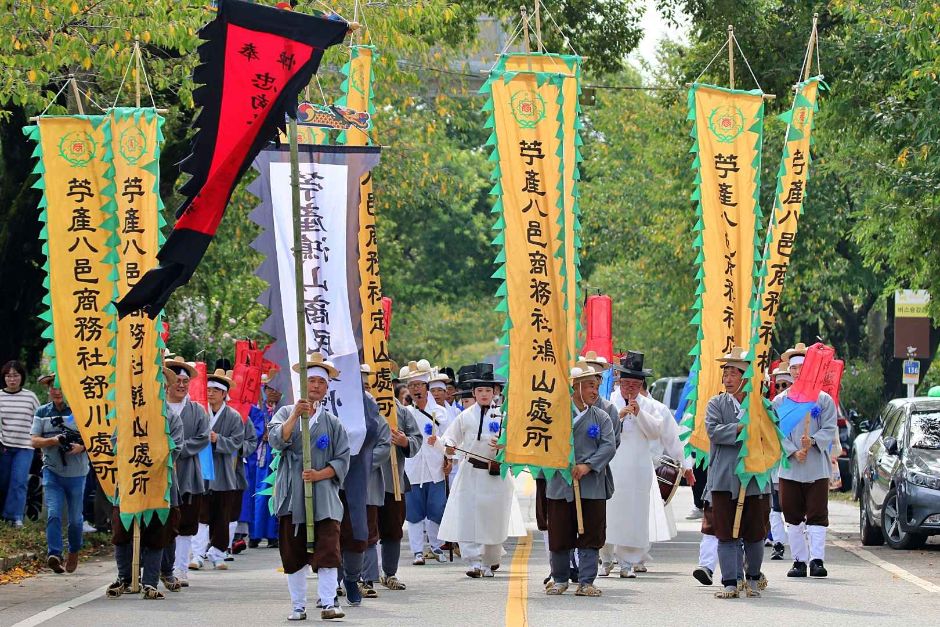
left=130, top=520, right=141, bottom=592
left=802, top=13, right=819, bottom=82
left=521, top=5, right=531, bottom=54
left=68, top=74, right=85, bottom=115
left=534, top=0, right=542, bottom=53
left=727, top=25, right=734, bottom=90
left=573, top=478, right=585, bottom=534
left=289, top=109, right=316, bottom=552
left=134, top=37, right=141, bottom=109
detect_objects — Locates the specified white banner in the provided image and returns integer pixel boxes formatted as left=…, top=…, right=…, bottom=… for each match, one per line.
left=270, top=160, right=366, bottom=454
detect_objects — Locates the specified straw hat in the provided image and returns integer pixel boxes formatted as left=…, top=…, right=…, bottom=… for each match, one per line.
left=781, top=342, right=809, bottom=364
left=716, top=347, right=751, bottom=373
left=37, top=372, right=56, bottom=386
left=771, top=361, right=792, bottom=380
left=570, top=360, right=598, bottom=383
left=582, top=351, right=610, bottom=374
left=206, top=368, right=234, bottom=390
left=400, top=359, right=433, bottom=383
left=164, top=354, right=197, bottom=378
left=292, top=352, right=340, bottom=380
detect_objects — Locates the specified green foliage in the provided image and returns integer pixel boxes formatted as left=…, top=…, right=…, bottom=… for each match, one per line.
left=390, top=301, right=502, bottom=368
left=841, top=358, right=885, bottom=421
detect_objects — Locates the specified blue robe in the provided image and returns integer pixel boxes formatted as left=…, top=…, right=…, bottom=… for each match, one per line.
left=246, top=404, right=277, bottom=539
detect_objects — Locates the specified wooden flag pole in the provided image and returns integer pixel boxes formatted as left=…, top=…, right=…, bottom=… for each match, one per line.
left=802, top=13, right=819, bottom=83
left=68, top=74, right=85, bottom=115
left=732, top=485, right=746, bottom=538
left=573, top=478, right=585, bottom=534
left=727, top=25, right=735, bottom=90
left=289, top=106, right=316, bottom=551
left=134, top=37, right=141, bottom=108
left=130, top=520, right=141, bottom=592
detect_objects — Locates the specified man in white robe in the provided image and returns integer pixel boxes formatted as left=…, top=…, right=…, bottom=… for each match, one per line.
left=438, top=367, right=525, bottom=577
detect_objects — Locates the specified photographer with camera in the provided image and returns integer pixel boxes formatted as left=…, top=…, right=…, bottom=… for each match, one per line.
left=30, top=373, right=89, bottom=574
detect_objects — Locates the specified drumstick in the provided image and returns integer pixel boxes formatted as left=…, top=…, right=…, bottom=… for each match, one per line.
left=731, top=485, right=746, bottom=538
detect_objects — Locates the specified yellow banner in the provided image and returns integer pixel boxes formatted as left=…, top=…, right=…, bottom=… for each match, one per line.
left=112, top=109, right=172, bottom=516
left=490, top=69, right=571, bottom=470
left=742, top=78, right=821, bottom=480
left=33, top=116, right=118, bottom=496
left=342, top=45, right=397, bottom=428
left=501, top=54, right=582, bottom=361
left=687, top=85, right=764, bottom=459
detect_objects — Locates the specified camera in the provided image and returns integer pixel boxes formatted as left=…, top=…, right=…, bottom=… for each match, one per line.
left=50, top=415, right=84, bottom=465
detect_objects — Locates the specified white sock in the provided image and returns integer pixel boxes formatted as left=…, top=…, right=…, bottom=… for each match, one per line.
left=807, top=525, right=826, bottom=561
left=426, top=520, right=443, bottom=551
left=787, top=522, right=809, bottom=562
left=599, top=543, right=615, bottom=564
left=193, top=523, right=210, bottom=558
left=228, top=521, right=237, bottom=549
left=207, top=546, right=226, bottom=563
left=770, top=510, right=786, bottom=544
left=542, top=530, right=551, bottom=563
left=175, top=536, right=192, bottom=572
left=407, top=520, right=426, bottom=555
left=318, top=567, right=338, bottom=608
left=698, top=534, right=718, bottom=572
left=287, top=567, right=309, bottom=611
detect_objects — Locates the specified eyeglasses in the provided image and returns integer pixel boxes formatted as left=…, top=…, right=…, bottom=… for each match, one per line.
left=777, top=381, right=791, bottom=390
left=4, top=373, right=21, bottom=379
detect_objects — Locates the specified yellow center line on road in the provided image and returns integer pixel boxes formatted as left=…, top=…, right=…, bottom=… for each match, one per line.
left=505, top=532, right=533, bottom=627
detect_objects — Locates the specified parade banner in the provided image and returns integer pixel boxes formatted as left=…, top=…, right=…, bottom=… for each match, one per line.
left=117, top=0, right=349, bottom=317
left=111, top=108, right=173, bottom=522
left=484, top=59, right=573, bottom=476
left=739, top=77, right=823, bottom=484
left=337, top=44, right=397, bottom=428
left=26, top=116, right=118, bottom=496
left=250, top=146, right=380, bottom=455
left=683, top=84, right=764, bottom=464
left=499, top=54, right=584, bottom=362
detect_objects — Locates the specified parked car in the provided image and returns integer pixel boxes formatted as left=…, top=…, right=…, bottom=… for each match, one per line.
left=851, top=410, right=885, bottom=500
left=834, top=406, right=856, bottom=492
left=859, top=397, right=940, bottom=549
left=649, top=376, right=688, bottom=415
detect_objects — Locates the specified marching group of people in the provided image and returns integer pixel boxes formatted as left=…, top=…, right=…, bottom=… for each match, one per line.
left=2, top=336, right=838, bottom=619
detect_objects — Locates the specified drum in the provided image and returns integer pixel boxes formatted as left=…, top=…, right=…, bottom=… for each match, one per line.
left=655, top=455, right=682, bottom=505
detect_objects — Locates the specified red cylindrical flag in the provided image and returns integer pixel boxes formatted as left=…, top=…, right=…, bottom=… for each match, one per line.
left=382, top=296, right=393, bottom=340
left=191, top=361, right=208, bottom=410
left=581, top=294, right=613, bottom=363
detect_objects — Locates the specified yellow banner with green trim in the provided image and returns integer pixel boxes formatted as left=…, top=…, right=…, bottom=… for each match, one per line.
left=684, top=85, right=764, bottom=463
left=488, top=64, right=572, bottom=473
left=741, top=77, right=823, bottom=483
left=30, top=116, right=119, bottom=497
left=111, top=109, right=172, bottom=519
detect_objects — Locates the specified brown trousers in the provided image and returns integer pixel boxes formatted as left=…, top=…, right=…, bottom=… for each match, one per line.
left=709, top=491, right=770, bottom=543
left=779, top=478, right=830, bottom=527
left=545, top=497, right=607, bottom=552
left=278, top=515, right=342, bottom=574
left=111, top=506, right=179, bottom=550
left=535, top=477, right=548, bottom=531
left=178, top=493, right=204, bottom=536
left=199, top=490, right=241, bottom=551
left=377, top=491, right=405, bottom=542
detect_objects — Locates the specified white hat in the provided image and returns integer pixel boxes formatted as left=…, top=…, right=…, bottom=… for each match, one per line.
left=570, top=361, right=598, bottom=383
left=400, top=359, right=433, bottom=384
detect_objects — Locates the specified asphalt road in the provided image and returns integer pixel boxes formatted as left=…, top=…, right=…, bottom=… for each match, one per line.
left=2, top=482, right=939, bottom=626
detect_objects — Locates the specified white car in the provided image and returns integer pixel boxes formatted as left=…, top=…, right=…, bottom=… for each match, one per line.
left=851, top=410, right=885, bottom=500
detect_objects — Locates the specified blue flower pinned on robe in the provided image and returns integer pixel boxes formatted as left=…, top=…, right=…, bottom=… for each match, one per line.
left=587, top=423, right=600, bottom=439
left=316, top=434, right=330, bottom=450
left=424, top=423, right=433, bottom=436
left=488, top=420, right=500, bottom=433
left=811, top=405, right=821, bottom=418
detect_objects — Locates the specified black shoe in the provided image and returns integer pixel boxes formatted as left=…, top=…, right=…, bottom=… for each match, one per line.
left=693, top=566, right=713, bottom=586
left=266, top=539, right=279, bottom=549
left=248, top=539, right=261, bottom=549
left=809, top=559, right=828, bottom=578
left=771, top=542, right=785, bottom=560
left=787, top=561, right=807, bottom=577
left=543, top=574, right=552, bottom=585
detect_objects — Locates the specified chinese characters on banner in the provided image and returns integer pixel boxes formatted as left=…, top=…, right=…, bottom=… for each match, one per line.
left=684, top=85, right=764, bottom=462
left=500, top=54, right=584, bottom=360
left=111, top=109, right=172, bottom=518
left=487, top=66, right=573, bottom=473
left=740, top=77, right=822, bottom=481
left=262, top=146, right=380, bottom=455
left=29, top=116, right=118, bottom=496
left=340, top=45, right=397, bottom=429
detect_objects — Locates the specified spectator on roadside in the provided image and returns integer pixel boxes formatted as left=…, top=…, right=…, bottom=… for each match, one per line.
left=1, top=360, right=41, bottom=527
left=30, top=373, right=89, bottom=574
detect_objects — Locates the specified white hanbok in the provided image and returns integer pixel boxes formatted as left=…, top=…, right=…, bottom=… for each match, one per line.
left=438, top=405, right=526, bottom=548
left=605, top=392, right=662, bottom=559
left=642, top=394, right=685, bottom=543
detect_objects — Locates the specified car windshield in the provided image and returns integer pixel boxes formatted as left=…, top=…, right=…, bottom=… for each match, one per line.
left=909, top=411, right=940, bottom=449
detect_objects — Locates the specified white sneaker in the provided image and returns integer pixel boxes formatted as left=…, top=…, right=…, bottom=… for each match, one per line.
left=82, top=521, right=97, bottom=533
left=686, top=507, right=704, bottom=520
left=599, top=561, right=614, bottom=577
left=620, top=566, right=637, bottom=578
left=482, top=567, right=495, bottom=577
left=188, top=556, right=205, bottom=570
left=412, top=553, right=425, bottom=565
left=431, top=548, right=447, bottom=563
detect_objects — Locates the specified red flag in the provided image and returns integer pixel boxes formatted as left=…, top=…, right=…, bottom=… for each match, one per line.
left=381, top=296, right=393, bottom=340
left=788, top=343, right=836, bottom=404
left=116, top=0, right=349, bottom=318
left=190, top=361, right=209, bottom=410
left=581, top=294, right=613, bottom=362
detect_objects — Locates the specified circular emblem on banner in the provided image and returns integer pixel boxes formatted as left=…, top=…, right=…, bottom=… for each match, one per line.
left=510, top=90, right=546, bottom=129
left=708, top=105, right=745, bottom=143
left=58, top=131, right=97, bottom=167
left=793, top=106, right=812, bottom=131
left=119, top=126, right=147, bottom=165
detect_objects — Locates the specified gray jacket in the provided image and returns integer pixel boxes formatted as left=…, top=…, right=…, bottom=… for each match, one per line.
left=176, top=401, right=210, bottom=498
left=704, top=392, right=771, bottom=499
left=774, top=389, right=837, bottom=483
left=269, top=404, right=350, bottom=523
left=167, top=408, right=185, bottom=507
left=547, top=405, right=617, bottom=501
left=368, top=414, right=393, bottom=506
left=206, top=405, right=245, bottom=492
left=594, top=397, right=621, bottom=447
left=376, top=403, right=422, bottom=496
left=236, top=415, right=260, bottom=490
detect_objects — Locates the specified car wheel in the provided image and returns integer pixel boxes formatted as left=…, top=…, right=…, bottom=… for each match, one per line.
left=850, top=452, right=861, bottom=500
left=882, top=487, right=928, bottom=550
left=859, top=483, right=884, bottom=546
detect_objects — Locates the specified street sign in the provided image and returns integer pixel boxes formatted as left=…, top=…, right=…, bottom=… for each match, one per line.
left=902, top=359, right=921, bottom=386
left=894, top=289, right=931, bottom=359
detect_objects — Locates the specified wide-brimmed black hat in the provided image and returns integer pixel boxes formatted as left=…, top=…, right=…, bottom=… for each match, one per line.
left=613, top=350, right=652, bottom=379
left=457, top=363, right=503, bottom=389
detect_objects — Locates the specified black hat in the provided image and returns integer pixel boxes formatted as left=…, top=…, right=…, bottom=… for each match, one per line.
left=457, top=363, right=503, bottom=389
left=613, top=351, right=652, bottom=379
left=441, top=367, right=456, bottom=384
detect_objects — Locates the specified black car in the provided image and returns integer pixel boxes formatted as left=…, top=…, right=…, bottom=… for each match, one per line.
left=859, top=397, right=940, bottom=549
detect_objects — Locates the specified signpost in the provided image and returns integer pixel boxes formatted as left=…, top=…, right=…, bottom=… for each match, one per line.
left=903, top=356, right=920, bottom=398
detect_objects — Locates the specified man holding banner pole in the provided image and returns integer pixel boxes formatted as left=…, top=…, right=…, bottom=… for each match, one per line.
left=704, top=348, right=771, bottom=599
